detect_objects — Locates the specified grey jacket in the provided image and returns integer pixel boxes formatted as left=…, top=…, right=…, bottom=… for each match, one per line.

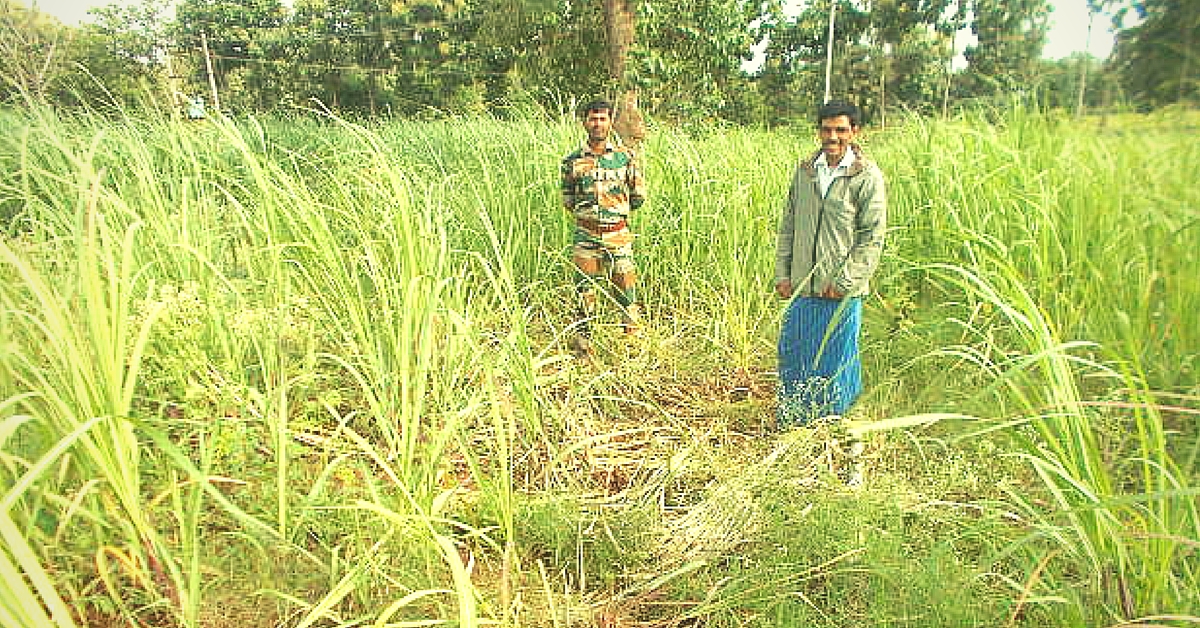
left=774, top=144, right=887, bottom=298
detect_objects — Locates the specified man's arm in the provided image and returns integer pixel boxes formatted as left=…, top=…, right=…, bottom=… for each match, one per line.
left=627, top=150, right=646, bottom=210
left=774, top=169, right=800, bottom=297
left=834, top=166, right=887, bottom=295
left=561, top=156, right=578, bottom=211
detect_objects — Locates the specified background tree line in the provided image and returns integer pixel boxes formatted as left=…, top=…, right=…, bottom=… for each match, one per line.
left=0, top=0, right=1195, bottom=124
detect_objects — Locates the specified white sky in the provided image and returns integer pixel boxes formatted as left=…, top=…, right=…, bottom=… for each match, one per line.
left=31, top=0, right=1115, bottom=60
left=1042, top=0, right=1117, bottom=59
left=27, top=0, right=125, bottom=26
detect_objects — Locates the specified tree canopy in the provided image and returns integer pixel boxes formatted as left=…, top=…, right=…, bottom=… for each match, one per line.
left=0, top=0, right=1192, bottom=123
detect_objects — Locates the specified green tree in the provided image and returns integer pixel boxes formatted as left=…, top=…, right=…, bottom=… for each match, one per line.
left=756, top=0, right=846, bottom=124
left=171, top=0, right=288, bottom=112
left=283, top=0, right=401, bottom=114
left=1031, top=53, right=1120, bottom=111
left=54, top=0, right=176, bottom=111
left=0, top=0, right=74, bottom=104
left=753, top=0, right=963, bottom=124
left=287, top=0, right=488, bottom=117
left=758, top=0, right=898, bottom=123
left=463, top=0, right=562, bottom=111
left=1072, top=0, right=1112, bottom=116
left=388, top=0, right=483, bottom=117
left=1111, top=0, right=1199, bottom=107
left=472, top=0, right=609, bottom=112
left=635, top=0, right=758, bottom=122
left=861, top=0, right=959, bottom=120
left=960, top=0, right=1051, bottom=100
left=472, top=0, right=761, bottom=124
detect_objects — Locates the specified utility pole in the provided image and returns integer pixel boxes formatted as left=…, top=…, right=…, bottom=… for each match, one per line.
left=201, top=31, right=220, bottom=113
left=823, top=0, right=838, bottom=104
left=604, top=0, right=645, bottom=149
left=879, top=43, right=890, bottom=129
left=1075, top=9, right=1094, bottom=118
left=942, top=50, right=952, bottom=118
left=164, top=48, right=182, bottom=118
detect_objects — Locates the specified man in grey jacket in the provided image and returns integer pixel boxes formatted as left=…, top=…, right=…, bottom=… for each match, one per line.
left=774, top=99, right=886, bottom=444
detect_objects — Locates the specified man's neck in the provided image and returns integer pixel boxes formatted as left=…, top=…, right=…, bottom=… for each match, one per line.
left=587, top=138, right=609, bottom=153
left=822, top=147, right=853, bottom=168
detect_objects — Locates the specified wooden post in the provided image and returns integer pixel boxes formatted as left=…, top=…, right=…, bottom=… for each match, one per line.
left=942, top=34, right=955, bottom=119
left=823, top=0, right=837, bottom=104
left=1075, top=9, right=1094, bottom=118
left=164, top=48, right=183, bottom=118
left=614, top=90, right=645, bottom=149
left=879, top=50, right=887, bottom=129
left=201, top=31, right=220, bottom=112
left=604, top=0, right=645, bottom=150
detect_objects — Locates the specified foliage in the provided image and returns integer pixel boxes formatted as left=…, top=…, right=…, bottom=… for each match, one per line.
left=960, top=0, right=1051, bottom=98
left=6, top=0, right=1198, bottom=121
left=1110, top=0, right=1200, bottom=107
left=1029, top=54, right=1122, bottom=112
left=0, top=1, right=76, bottom=104
left=755, top=0, right=984, bottom=124
left=170, top=0, right=288, bottom=112
left=0, top=106, right=1197, bottom=627
left=633, top=0, right=756, bottom=121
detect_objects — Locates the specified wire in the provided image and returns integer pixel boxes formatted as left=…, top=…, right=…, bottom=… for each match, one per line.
left=205, top=52, right=515, bottom=77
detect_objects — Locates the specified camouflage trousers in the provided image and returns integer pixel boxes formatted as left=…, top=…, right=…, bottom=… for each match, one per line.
left=572, top=223, right=635, bottom=275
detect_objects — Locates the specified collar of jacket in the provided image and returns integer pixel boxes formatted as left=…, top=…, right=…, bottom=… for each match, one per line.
left=581, top=139, right=620, bottom=156
left=800, top=143, right=868, bottom=178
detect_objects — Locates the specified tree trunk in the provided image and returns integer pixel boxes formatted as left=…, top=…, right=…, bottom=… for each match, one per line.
left=201, top=32, right=221, bottom=112
left=823, top=0, right=838, bottom=103
left=604, top=0, right=633, bottom=85
left=604, top=0, right=645, bottom=148
left=1075, top=9, right=1093, bottom=118
left=942, top=33, right=956, bottom=118
left=879, top=58, right=886, bottom=128
left=614, top=90, right=645, bottom=147
left=1180, top=8, right=1194, bottom=104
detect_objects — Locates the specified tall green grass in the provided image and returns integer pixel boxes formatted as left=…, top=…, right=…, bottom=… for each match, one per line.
left=877, top=104, right=1199, bottom=622
left=0, top=104, right=1196, bottom=627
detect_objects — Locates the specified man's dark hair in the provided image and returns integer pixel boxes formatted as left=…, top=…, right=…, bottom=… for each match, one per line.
left=817, top=100, right=862, bottom=127
left=580, top=99, right=614, bottom=119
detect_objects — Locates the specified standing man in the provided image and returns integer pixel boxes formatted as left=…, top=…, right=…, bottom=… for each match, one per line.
left=774, top=99, right=886, bottom=428
left=561, top=99, right=647, bottom=356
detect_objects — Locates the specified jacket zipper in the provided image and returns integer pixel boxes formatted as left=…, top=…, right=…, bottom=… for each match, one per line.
left=810, top=177, right=825, bottom=294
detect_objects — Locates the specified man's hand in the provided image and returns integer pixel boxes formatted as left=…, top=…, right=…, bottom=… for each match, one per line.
left=820, top=285, right=845, bottom=300
left=775, top=280, right=793, bottom=299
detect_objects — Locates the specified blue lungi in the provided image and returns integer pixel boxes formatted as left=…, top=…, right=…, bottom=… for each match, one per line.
left=777, top=296, right=863, bottom=426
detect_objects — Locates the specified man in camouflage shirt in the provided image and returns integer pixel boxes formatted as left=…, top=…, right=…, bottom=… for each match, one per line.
left=560, top=99, right=647, bottom=356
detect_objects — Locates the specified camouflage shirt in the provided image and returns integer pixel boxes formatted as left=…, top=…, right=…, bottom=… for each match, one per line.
left=561, top=141, right=646, bottom=226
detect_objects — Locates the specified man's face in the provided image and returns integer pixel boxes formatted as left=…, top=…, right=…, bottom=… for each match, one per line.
left=818, top=114, right=858, bottom=165
left=584, top=109, right=612, bottom=144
